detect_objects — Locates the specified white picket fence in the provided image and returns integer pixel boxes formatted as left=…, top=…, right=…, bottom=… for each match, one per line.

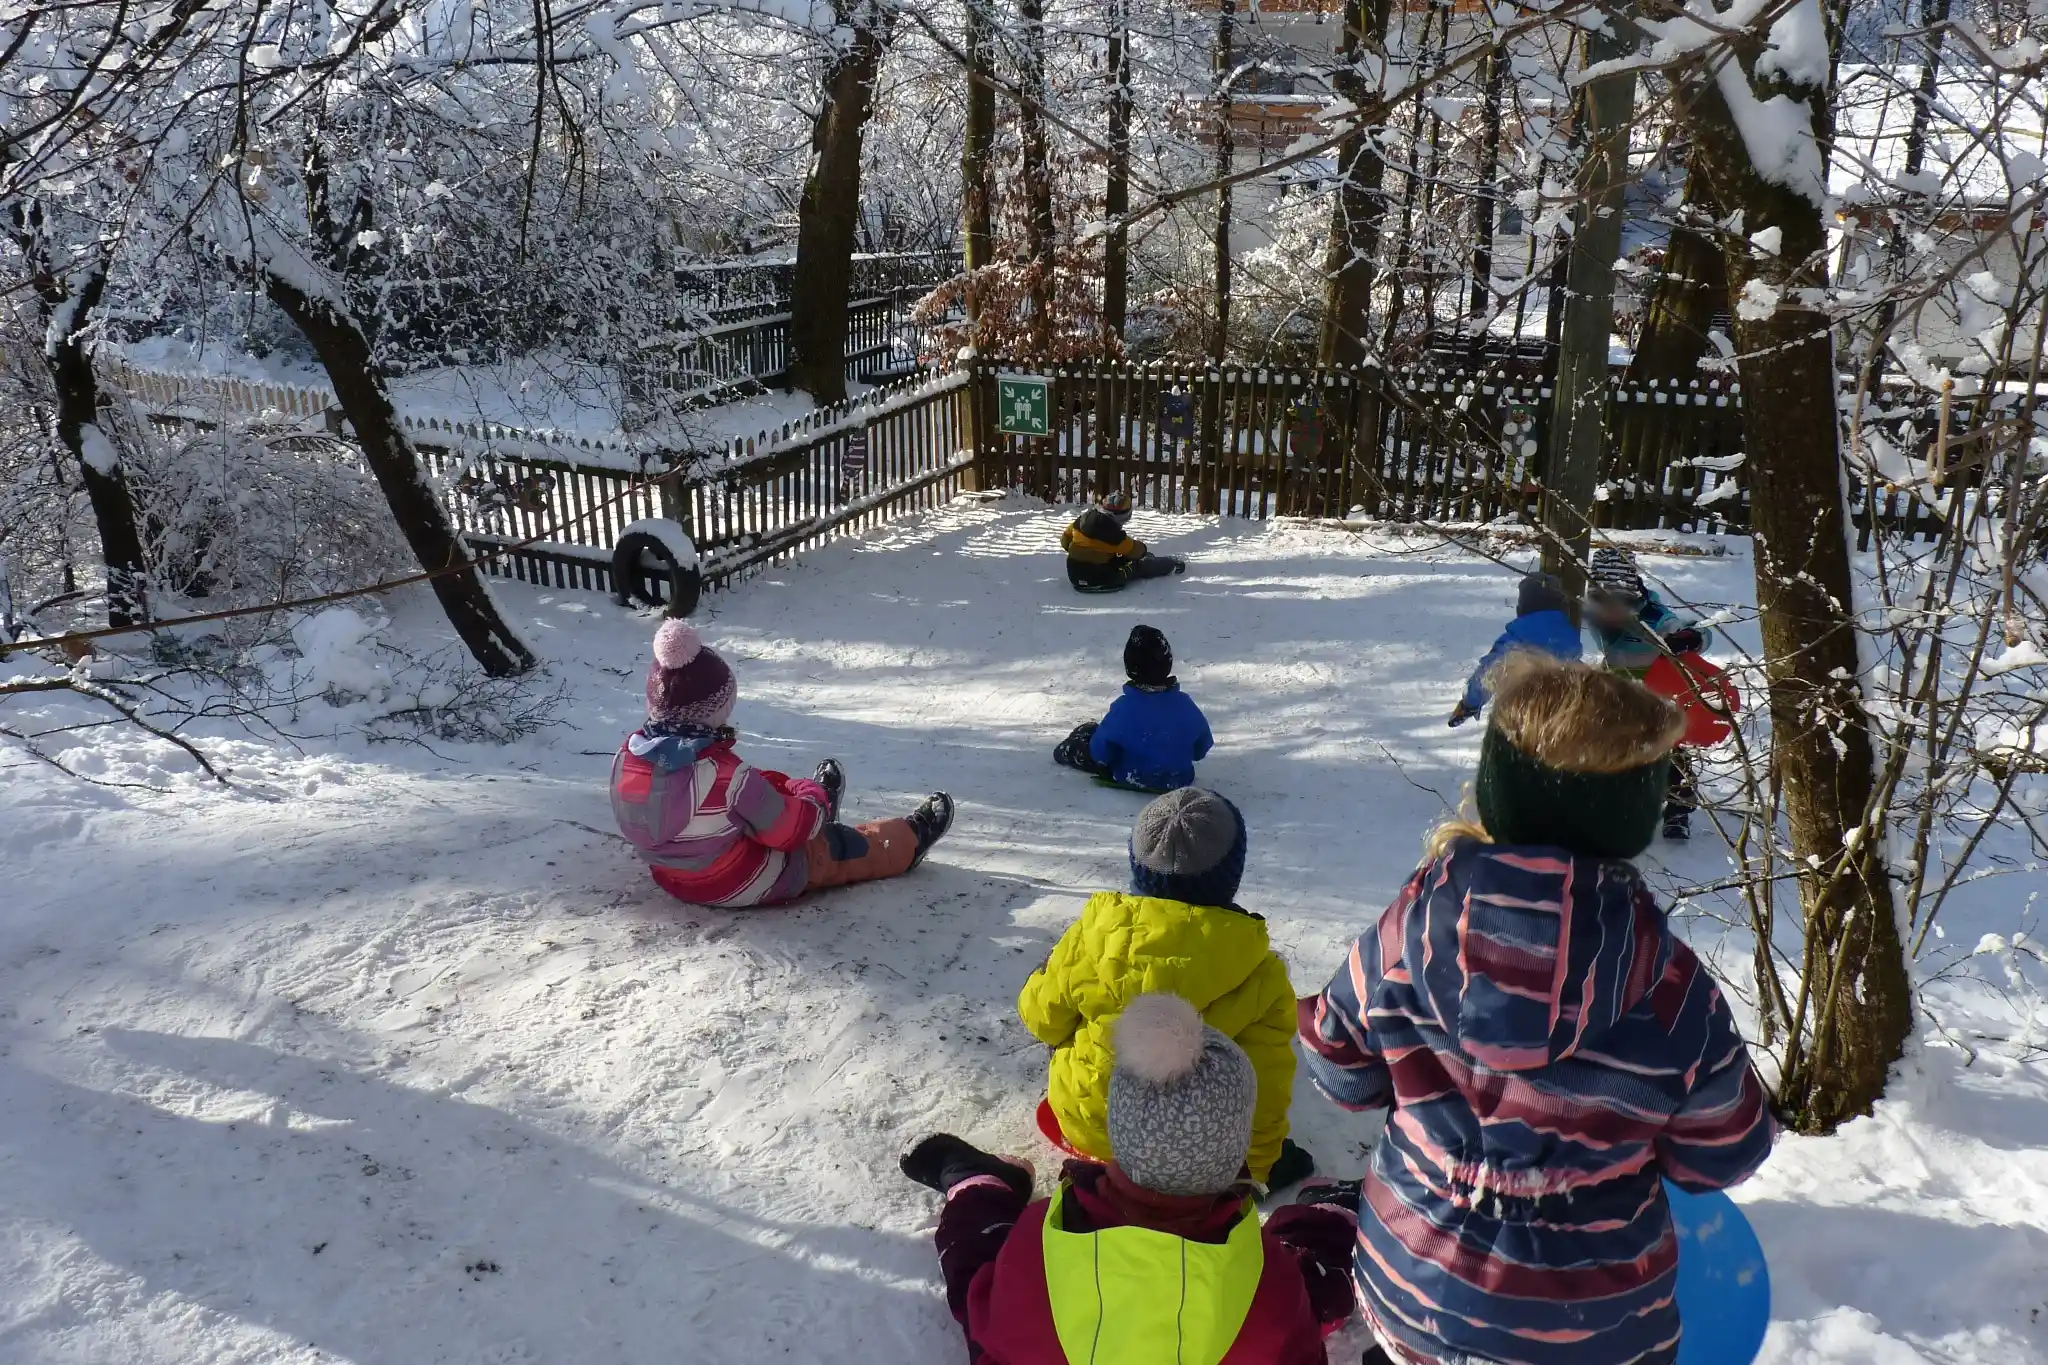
left=101, top=356, right=646, bottom=470
left=102, top=356, right=335, bottom=422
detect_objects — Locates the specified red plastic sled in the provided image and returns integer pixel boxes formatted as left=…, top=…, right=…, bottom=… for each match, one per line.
left=1645, top=653, right=1741, bottom=747
left=1036, top=1098, right=1085, bottom=1157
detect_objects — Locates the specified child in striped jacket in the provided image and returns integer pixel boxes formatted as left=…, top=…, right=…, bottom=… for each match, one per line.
left=1299, top=652, right=1773, bottom=1365
left=611, top=621, right=953, bottom=907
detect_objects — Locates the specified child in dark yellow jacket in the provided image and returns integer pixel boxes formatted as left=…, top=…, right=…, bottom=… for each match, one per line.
left=1060, top=490, right=1186, bottom=592
left=1018, top=787, right=1314, bottom=1187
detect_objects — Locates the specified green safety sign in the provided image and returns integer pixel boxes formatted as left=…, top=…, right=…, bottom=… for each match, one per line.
left=997, top=376, right=1051, bottom=437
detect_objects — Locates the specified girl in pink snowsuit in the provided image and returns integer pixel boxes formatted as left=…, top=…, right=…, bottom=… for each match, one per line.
left=610, top=620, right=953, bottom=907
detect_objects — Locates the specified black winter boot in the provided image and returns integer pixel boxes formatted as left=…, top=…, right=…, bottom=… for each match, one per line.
left=907, top=792, right=955, bottom=868
left=1052, top=723, right=1097, bottom=769
left=1265, top=1137, right=1316, bottom=1190
left=1295, top=1177, right=1362, bottom=1214
left=900, top=1133, right=1033, bottom=1199
left=814, top=759, right=844, bottom=821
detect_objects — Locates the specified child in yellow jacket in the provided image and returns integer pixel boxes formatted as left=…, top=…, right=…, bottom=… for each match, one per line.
left=1018, top=787, right=1314, bottom=1187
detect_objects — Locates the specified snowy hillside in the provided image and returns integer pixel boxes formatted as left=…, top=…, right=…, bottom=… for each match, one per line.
left=2, top=501, right=2043, bottom=1365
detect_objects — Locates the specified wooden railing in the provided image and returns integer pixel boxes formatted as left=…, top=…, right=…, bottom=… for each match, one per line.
left=428, top=368, right=977, bottom=601
left=650, top=293, right=919, bottom=404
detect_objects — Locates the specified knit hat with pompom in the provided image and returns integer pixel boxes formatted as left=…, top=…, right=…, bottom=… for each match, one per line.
left=645, top=620, right=738, bottom=731
left=1106, top=993, right=1257, bottom=1197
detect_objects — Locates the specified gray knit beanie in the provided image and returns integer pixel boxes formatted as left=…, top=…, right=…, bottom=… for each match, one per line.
left=1106, top=994, right=1257, bottom=1197
left=1128, top=788, right=1248, bottom=908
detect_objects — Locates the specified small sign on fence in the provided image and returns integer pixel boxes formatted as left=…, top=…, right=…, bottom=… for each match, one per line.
left=997, top=376, right=1051, bottom=437
left=838, top=428, right=870, bottom=502
left=1161, top=391, right=1193, bottom=441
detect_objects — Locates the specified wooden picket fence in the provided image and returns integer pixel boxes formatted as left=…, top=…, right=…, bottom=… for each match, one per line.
left=111, top=345, right=2013, bottom=615
left=972, top=360, right=2026, bottom=543
left=429, top=368, right=978, bottom=602
left=976, top=361, right=1752, bottom=534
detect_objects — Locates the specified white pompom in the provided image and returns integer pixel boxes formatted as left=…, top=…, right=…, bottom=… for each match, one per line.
left=1114, top=994, right=1206, bottom=1084
left=652, top=619, right=700, bottom=668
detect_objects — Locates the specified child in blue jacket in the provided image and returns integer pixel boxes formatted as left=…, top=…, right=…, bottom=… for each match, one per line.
left=1448, top=572, right=1583, bottom=727
left=1586, top=548, right=1714, bottom=838
left=1054, top=625, right=1213, bottom=792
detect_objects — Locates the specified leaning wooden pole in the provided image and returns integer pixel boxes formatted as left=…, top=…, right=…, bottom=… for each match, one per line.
left=1537, top=23, right=1638, bottom=605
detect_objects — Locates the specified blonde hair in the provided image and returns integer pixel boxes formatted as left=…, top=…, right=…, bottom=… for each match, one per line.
left=1424, top=806, right=1490, bottom=862
left=1487, top=651, right=1684, bottom=773
left=1422, top=652, right=1684, bottom=861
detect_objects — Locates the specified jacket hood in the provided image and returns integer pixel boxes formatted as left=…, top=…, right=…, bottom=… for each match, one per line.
left=625, top=728, right=725, bottom=772
left=1417, top=841, right=1664, bottom=1072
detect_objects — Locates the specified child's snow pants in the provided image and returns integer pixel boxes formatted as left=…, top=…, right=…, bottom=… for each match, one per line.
left=802, top=819, right=918, bottom=892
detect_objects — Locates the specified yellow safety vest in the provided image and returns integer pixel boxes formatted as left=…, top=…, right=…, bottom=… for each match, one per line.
left=1040, top=1186, right=1265, bottom=1365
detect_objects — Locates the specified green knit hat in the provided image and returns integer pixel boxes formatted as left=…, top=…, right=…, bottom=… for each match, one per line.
left=1475, top=726, right=1671, bottom=861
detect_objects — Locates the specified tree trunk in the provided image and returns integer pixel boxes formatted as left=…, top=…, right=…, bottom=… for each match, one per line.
left=1015, top=0, right=1057, bottom=357
left=12, top=203, right=152, bottom=630
left=1210, top=0, right=1236, bottom=363
left=1538, top=26, right=1637, bottom=603
left=788, top=3, right=892, bottom=402
left=962, top=0, right=996, bottom=285
left=1317, top=0, right=1394, bottom=366
left=41, top=265, right=151, bottom=629
left=1677, top=56, right=1911, bottom=1133
left=1467, top=39, right=1506, bottom=328
left=1102, top=0, right=1131, bottom=350
left=1625, top=171, right=1727, bottom=387
left=264, top=272, right=536, bottom=678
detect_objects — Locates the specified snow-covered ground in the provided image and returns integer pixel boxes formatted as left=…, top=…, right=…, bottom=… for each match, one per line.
left=2, top=500, right=2043, bottom=1365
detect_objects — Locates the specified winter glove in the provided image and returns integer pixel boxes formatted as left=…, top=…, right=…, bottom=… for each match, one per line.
left=1447, top=699, right=1479, bottom=728
left=1664, top=628, right=1705, bottom=655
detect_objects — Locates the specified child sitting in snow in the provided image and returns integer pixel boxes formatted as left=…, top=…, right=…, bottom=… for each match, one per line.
left=1020, top=788, right=1314, bottom=1189
left=1299, top=652, right=1774, bottom=1365
left=1061, top=490, right=1186, bottom=592
left=1053, top=625, right=1213, bottom=792
left=610, top=620, right=953, bottom=907
left=902, top=994, right=1359, bottom=1365
left=1585, top=547, right=1714, bottom=838
left=1446, top=571, right=1582, bottom=727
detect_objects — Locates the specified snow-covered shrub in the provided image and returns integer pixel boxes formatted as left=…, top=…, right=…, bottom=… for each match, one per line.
left=119, top=413, right=411, bottom=608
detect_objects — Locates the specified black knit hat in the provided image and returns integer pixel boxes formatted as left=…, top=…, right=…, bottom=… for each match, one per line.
left=1517, top=572, right=1570, bottom=618
left=1129, top=788, right=1247, bottom=907
left=1474, top=726, right=1670, bottom=861
left=1124, top=625, right=1174, bottom=687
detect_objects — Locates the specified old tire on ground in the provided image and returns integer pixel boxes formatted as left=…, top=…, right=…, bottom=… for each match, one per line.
left=611, top=524, right=702, bottom=618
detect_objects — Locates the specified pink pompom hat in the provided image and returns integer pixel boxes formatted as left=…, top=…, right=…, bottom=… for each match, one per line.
left=645, top=620, right=738, bottom=731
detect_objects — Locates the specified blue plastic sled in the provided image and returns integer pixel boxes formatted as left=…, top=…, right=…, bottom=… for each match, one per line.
left=1668, top=1182, right=1772, bottom=1365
